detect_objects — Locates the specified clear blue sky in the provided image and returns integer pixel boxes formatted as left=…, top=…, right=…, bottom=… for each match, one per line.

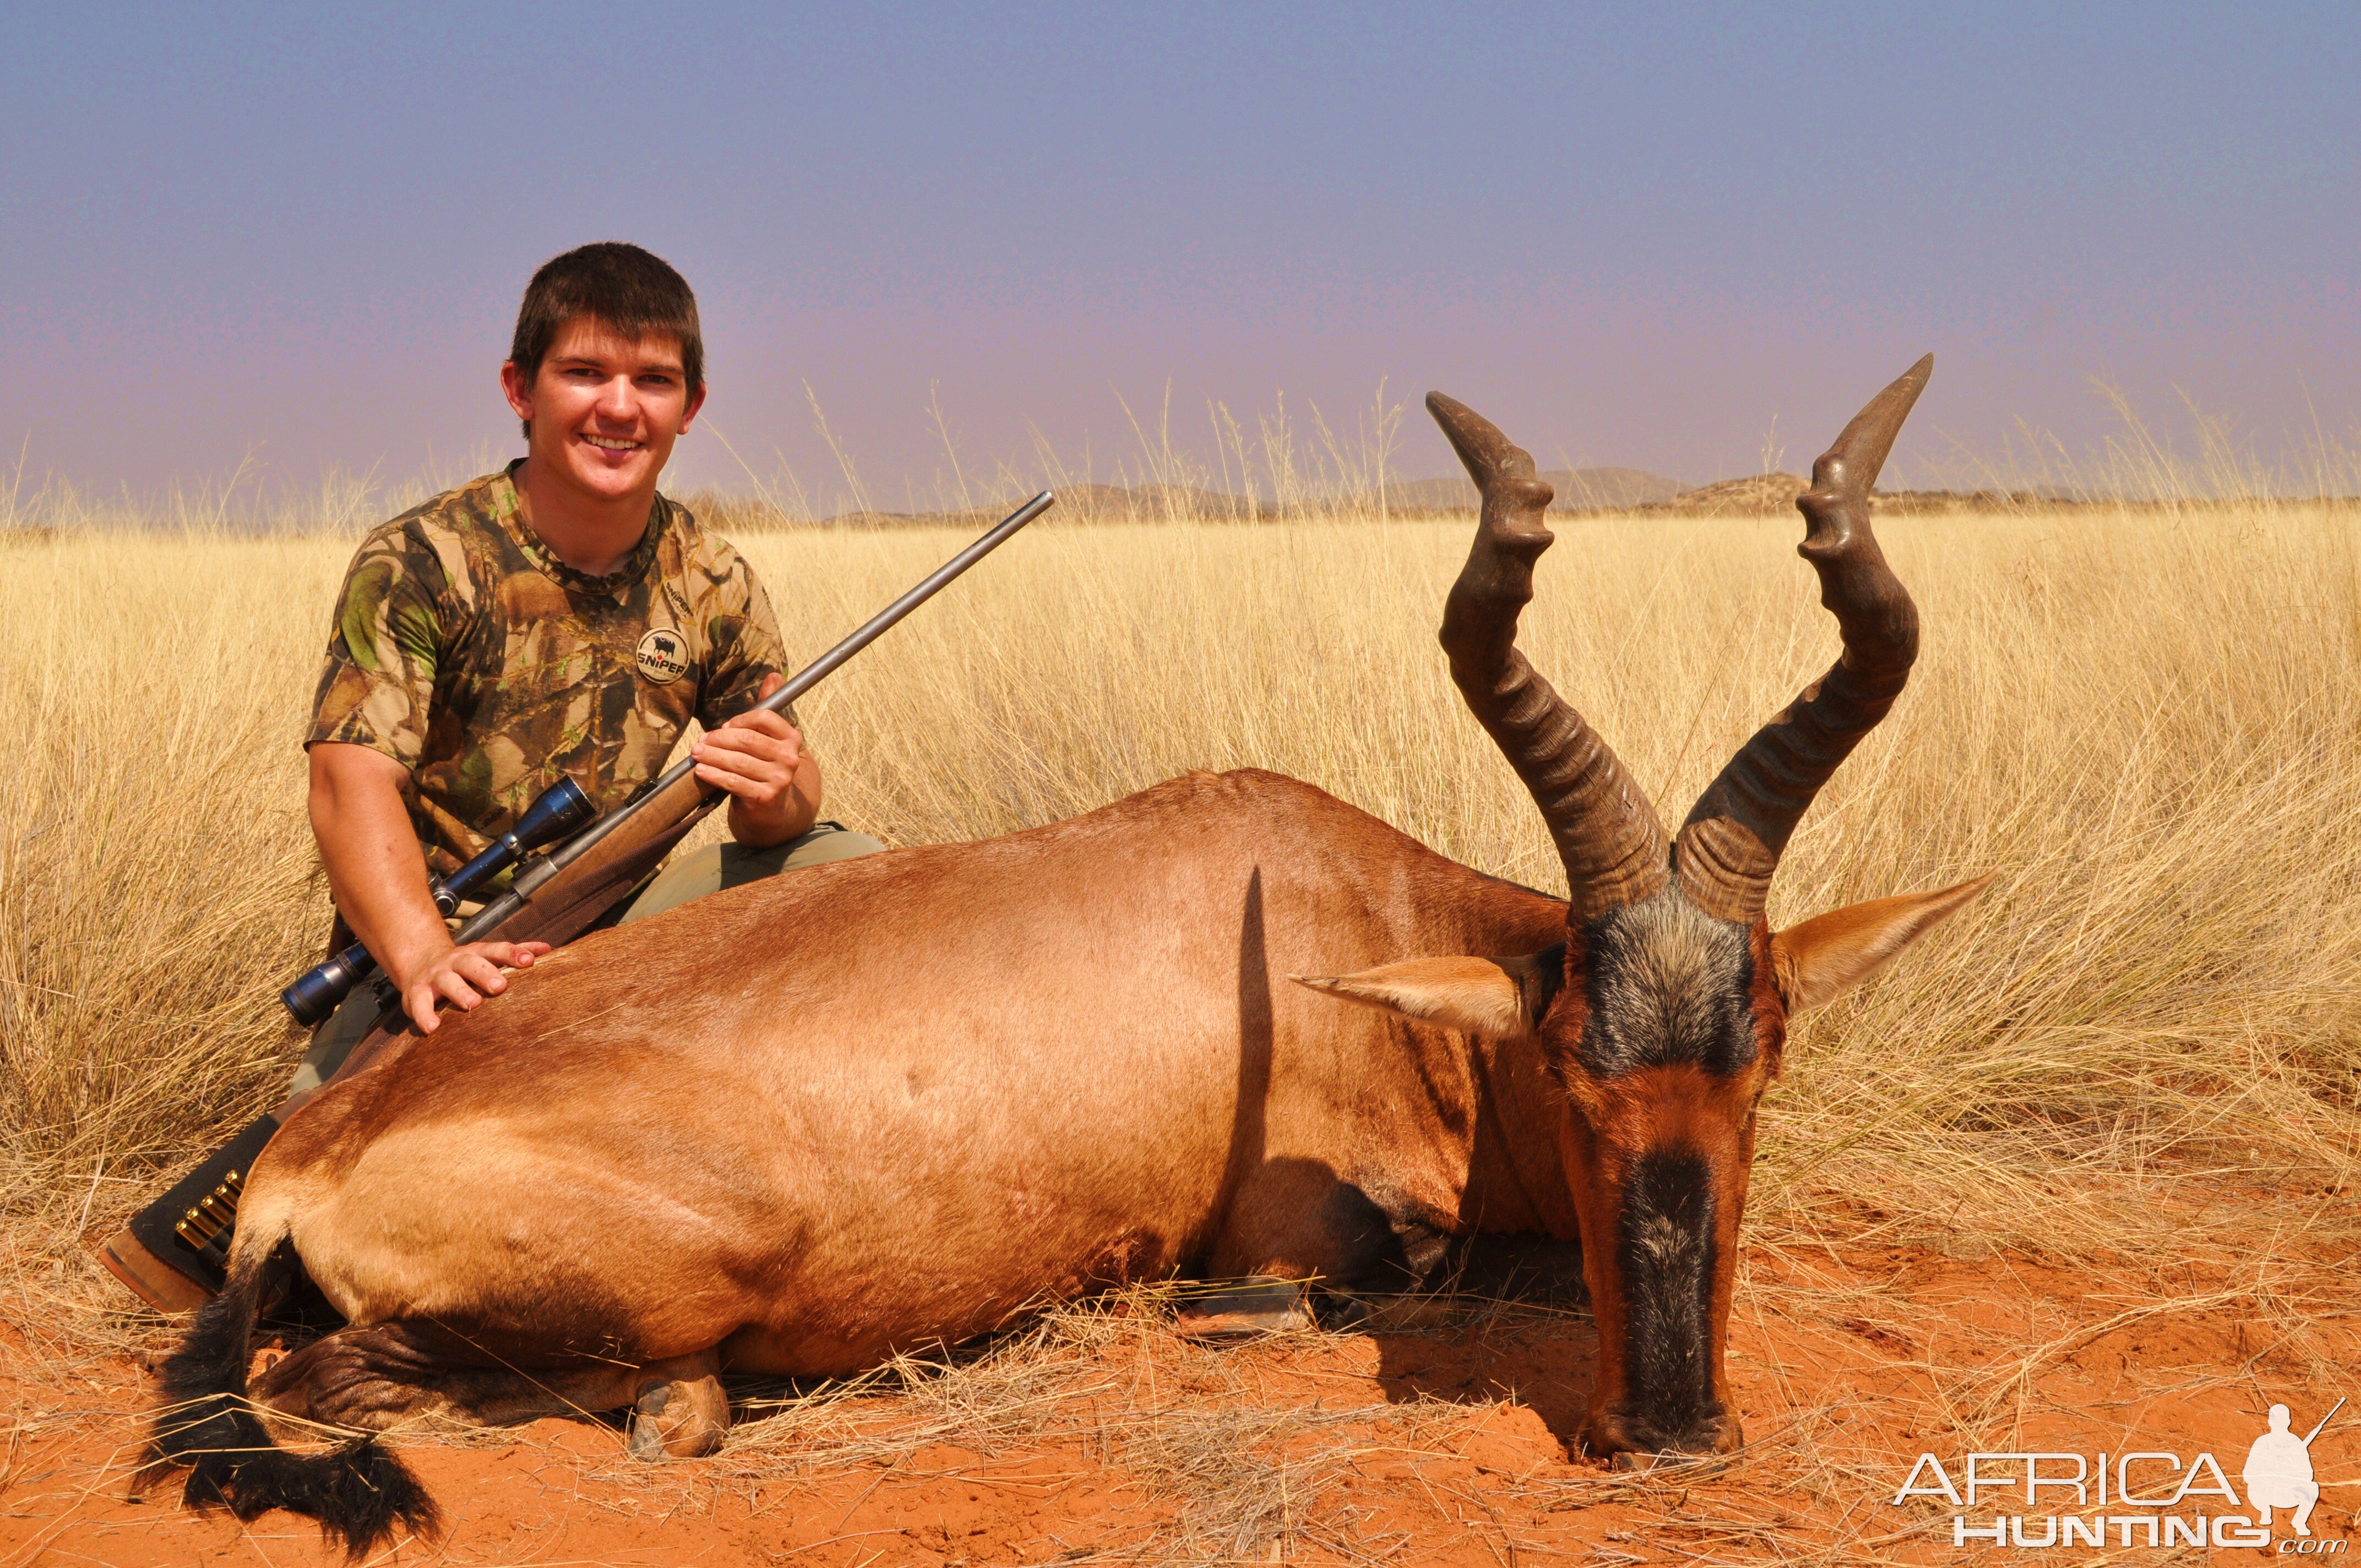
left=4, top=3, right=2355, bottom=504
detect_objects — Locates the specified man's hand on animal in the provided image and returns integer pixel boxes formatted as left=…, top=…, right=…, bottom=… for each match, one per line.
left=692, top=671, right=820, bottom=847
left=396, top=940, right=554, bottom=1034
left=307, top=741, right=556, bottom=1033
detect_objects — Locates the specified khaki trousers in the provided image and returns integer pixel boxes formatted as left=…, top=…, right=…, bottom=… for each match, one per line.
left=287, top=821, right=884, bottom=1094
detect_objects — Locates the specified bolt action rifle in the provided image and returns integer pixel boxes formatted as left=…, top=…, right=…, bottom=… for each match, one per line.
left=96, top=491, right=1057, bottom=1312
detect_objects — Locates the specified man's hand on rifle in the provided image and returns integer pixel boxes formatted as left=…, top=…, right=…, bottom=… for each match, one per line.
left=692, top=671, right=823, bottom=849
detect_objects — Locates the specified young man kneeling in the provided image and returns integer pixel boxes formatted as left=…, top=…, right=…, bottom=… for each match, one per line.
left=101, top=242, right=882, bottom=1310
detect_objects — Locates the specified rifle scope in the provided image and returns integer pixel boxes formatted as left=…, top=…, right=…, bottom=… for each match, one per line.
left=280, top=776, right=595, bottom=1027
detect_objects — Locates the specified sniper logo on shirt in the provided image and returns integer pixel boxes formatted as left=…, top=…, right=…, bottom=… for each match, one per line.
left=637, top=627, right=690, bottom=685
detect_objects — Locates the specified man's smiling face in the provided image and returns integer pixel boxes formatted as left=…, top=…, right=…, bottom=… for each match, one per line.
left=502, top=316, right=704, bottom=509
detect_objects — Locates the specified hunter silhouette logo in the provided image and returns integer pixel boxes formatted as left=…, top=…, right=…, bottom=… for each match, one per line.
left=2248, top=1400, right=2340, bottom=1539
left=635, top=627, right=689, bottom=685
left=1891, top=1396, right=2347, bottom=1551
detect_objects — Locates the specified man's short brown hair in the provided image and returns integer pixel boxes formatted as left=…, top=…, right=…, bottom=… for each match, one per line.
left=510, top=242, right=704, bottom=402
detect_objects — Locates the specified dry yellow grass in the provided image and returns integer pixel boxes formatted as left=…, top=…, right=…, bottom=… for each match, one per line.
left=3, top=501, right=2358, bottom=1256
left=2, top=494, right=2358, bottom=1562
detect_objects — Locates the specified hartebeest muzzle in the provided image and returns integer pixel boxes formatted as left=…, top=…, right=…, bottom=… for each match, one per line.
left=1298, top=358, right=1993, bottom=1459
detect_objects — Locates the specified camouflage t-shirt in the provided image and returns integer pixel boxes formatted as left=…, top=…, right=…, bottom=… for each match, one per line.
left=308, top=464, right=790, bottom=875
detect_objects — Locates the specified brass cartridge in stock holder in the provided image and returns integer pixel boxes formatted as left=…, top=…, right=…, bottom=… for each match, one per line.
left=174, top=1167, right=246, bottom=1265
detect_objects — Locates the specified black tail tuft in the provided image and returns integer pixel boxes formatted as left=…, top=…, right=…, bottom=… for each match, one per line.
left=145, top=1262, right=441, bottom=1558
left=178, top=1433, right=439, bottom=1551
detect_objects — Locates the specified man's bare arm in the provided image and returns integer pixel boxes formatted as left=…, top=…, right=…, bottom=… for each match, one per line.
left=307, top=743, right=548, bottom=1032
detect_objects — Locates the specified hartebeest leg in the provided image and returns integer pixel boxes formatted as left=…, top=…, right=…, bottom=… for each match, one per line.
left=248, top=1322, right=730, bottom=1458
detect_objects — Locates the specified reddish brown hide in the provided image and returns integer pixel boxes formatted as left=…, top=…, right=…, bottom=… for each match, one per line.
left=146, top=361, right=1992, bottom=1554
left=248, top=771, right=1577, bottom=1372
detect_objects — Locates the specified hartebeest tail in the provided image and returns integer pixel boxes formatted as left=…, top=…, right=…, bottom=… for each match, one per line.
left=144, top=1229, right=438, bottom=1558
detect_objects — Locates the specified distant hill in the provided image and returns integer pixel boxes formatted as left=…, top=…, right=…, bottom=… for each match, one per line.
left=667, top=480, right=2360, bottom=532
left=1642, top=473, right=1810, bottom=516
left=811, top=483, right=1250, bottom=527
left=1638, top=476, right=2103, bottom=518
left=694, top=467, right=1709, bottom=529
left=1373, top=466, right=1685, bottom=514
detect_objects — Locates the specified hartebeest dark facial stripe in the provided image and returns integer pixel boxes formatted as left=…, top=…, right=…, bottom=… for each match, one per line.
left=1615, top=1147, right=1719, bottom=1442
left=1576, top=890, right=1758, bottom=1078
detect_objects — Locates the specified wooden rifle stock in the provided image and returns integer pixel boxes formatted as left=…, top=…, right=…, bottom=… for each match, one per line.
left=492, top=769, right=714, bottom=949
left=278, top=489, right=1055, bottom=1110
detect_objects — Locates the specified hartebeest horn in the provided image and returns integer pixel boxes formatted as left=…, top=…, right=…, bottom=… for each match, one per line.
left=1428, top=391, right=1670, bottom=918
left=1673, top=355, right=1932, bottom=924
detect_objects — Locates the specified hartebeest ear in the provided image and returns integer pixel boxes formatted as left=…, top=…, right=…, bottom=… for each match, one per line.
left=1290, top=952, right=1557, bottom=1041
left=1771, top=874, right=1996, bottom=1011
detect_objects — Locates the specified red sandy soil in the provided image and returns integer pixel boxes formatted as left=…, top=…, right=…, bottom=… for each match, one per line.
left=4, top=1232, right=2354, bottom=1567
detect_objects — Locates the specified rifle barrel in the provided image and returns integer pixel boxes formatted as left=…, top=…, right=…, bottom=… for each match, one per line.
left=451, top=488, right=1054, bottom=946
left=2302, top=1396, right=2344, bottom=1445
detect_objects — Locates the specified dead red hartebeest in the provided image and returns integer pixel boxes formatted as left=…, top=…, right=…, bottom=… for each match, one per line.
left=146, top=358, right=1988, bottom=1553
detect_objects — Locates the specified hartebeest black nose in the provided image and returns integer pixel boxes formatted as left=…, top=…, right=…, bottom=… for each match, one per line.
left=1614, top=1148, right=1722, bottom=1436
